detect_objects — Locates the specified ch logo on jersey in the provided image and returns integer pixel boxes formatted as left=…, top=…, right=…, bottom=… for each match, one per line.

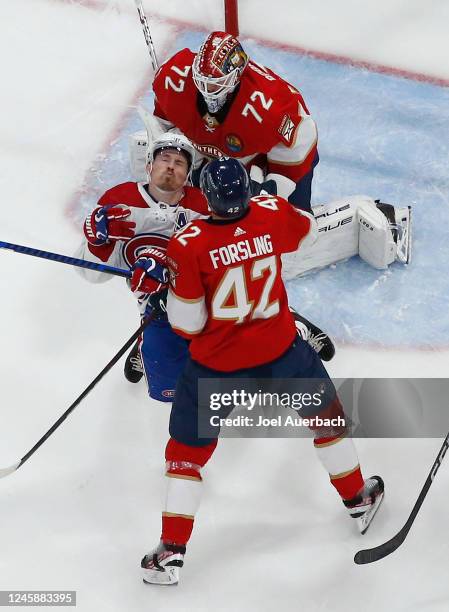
left=226, top=134, right=244, bottom=153
left=123, top=233, right=169, bottom=268
left=162, top=389, right=175, bottom=399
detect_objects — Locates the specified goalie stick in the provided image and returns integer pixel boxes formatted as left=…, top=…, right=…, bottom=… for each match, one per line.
left=0, top=315, right=153, bottom=479
left=354, top=432, right=449, bottom=564
left=134, top=0, right=159, bottom=71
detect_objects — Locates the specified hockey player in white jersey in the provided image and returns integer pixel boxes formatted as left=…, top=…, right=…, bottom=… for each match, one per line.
left=77, top=133, right=210, bottom=401
left=77, top=132, right=334, bottom=398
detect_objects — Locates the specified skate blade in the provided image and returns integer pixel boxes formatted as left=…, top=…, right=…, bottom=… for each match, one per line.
left=396, top=206, right=412, bottom=265
left=405, top=205, right=412, bottom=264
left=358, top=490, right=385, bottom=535
left=142, top=566, right=180, bottom=586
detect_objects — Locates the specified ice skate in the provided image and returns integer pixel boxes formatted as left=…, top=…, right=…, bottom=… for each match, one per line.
left=344, top=475, right=385, bottom=534
left=124, top=340, right=144, bottom=383
left=141, top=542, right=185, bottom=586
left=376, top=201, right=412, bottom=265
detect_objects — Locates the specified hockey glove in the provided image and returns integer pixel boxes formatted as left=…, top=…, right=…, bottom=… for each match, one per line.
left=290, top=307, right=335, bottom=362
left=130, top=248, right=168, bottom=295
left=148, top=287, right=168, bottom=318
left=84, top=204, right=136, bottom=246
left=250, top=178, right=278, bottom=197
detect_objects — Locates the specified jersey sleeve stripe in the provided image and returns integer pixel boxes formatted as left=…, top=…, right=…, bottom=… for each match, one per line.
left=167, top=289, right=208, bottom=334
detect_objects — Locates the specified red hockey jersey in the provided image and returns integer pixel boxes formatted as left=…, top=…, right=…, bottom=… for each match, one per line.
left=166, top=195, right=315, bottom=371
left=153, top=48, right=318, bottom=182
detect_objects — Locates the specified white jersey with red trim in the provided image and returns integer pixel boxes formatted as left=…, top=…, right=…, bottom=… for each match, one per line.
left=76, top=181, right=209, bottom=311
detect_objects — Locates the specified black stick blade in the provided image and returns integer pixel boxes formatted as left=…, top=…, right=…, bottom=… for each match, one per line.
left=355, top=435, right=449, bottom=565
left=354, top=529, right=407, bottom=564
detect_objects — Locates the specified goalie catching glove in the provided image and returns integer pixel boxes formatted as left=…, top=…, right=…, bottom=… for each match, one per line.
left=84, top=204, right=136, bottom=246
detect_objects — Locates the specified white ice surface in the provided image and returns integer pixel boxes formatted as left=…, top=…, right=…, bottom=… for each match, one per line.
left=1, top=2, right=449, bottom=611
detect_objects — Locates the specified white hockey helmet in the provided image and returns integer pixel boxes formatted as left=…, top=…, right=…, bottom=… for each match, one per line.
left=148, top=133, right=196, bottom=180
left=192, top=31, right=248, bottom=113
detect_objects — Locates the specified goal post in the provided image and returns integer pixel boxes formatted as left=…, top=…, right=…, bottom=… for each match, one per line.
left=224, top=0, right=239, bottom=36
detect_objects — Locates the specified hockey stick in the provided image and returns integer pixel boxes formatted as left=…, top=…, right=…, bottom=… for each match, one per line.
left=0, top=241, right=132, bottom=279
left=354, top=433, right=449, bottom=564
left=0, top=315, right=153, bottom=479
left=134, top=0, right=159, bottom=71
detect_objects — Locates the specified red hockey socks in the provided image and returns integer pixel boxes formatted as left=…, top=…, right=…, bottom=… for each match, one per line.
left=161, top=438, right=217, bottom=546
left=314, top=434, right=364, bottom=500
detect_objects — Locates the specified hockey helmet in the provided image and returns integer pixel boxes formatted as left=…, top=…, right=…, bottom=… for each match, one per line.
left=148, top=132, right=196, bottom=179
left=192, top=31, right=248, bottom=112
left=200, top=157, right=251, bottom=218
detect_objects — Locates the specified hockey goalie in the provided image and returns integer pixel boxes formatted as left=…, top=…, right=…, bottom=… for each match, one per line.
left=129, top=31, right=412, bottom=280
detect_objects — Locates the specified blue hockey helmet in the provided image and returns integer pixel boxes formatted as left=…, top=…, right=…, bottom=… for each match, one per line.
left=200, top=157, right=251, bottom=218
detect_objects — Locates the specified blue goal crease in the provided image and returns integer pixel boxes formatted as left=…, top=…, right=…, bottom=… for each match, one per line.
left=71, top=30, right=449, bottom=349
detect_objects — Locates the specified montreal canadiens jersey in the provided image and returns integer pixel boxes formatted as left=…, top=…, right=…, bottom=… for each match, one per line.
left=76, top=182, right=209, bottom=310
left=166, top=194, right=315, bottom=371
left=153, top=48, right=318, bottom=182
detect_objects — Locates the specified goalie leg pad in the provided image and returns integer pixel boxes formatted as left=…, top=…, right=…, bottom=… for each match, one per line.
left=281, top=196, right=360, bottom=279
left=128, top=129, right=149, bottom=182
left=128, top=106, right=167, bottom=181
left=357, top=200, right=396, bottom=269
left=281, top=195, right=411, bottom=279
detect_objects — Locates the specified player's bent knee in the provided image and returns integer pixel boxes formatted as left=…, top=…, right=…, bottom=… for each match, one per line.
left=165, top=437, right=218, bottom=474
left=307, top=397, right=348, bottom=440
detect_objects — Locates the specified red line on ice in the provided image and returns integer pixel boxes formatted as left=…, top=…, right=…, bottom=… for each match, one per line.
left=55, top=0, right=449, bottom=87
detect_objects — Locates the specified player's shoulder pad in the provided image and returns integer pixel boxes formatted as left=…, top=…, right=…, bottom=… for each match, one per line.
left=153, top=48, right=195, bottom=86
left=172, top=218, right=203, bottom=238
left=98, top=181, right=140, bottom=206
left=249, top=193, right=290, bottom=211
left=168, top=220, right=206, bottom=265
left=181, top=186, right=209, bottom=215
left=249, top=194, right=312, bottom=227
left=241, top=62, right=303, bottom=144
left=243, top=62, right=298, bottom=102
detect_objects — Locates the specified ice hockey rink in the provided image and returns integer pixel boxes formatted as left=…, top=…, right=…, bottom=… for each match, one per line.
left=1, top=1, right=449, bottom=610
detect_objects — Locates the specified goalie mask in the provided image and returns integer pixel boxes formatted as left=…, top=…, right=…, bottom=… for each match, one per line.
left=148, top=133, right=196, bottom=183
left=192, top=31, right=249, bottom=113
